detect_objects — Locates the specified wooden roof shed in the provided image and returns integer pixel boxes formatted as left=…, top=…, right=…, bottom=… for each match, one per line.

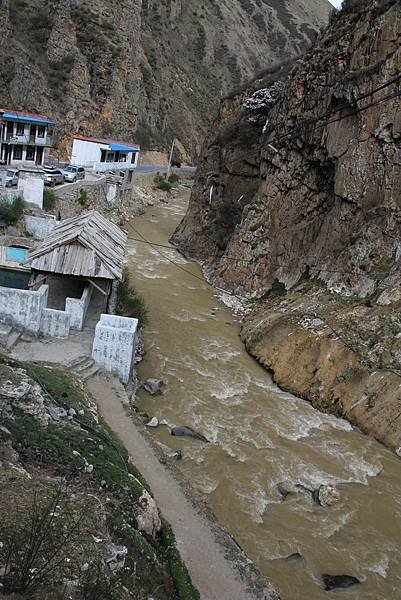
left=25, top=210, right=127, bottom=281
left=24, top=211, right=127, bottom=313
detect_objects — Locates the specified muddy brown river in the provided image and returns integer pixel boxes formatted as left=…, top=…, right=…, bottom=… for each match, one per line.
left=126, top=189, right=401, bottom=600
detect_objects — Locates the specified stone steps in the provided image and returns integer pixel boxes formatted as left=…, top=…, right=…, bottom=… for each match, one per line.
left=0, top=324, right=21, bottom=351
left=68, top=355, right=100, bottom=381
left=6, top=330, right=21, bottom=351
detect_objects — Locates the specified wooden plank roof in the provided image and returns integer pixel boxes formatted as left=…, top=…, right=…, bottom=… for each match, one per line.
left=25, top=210, right=127, bottom=280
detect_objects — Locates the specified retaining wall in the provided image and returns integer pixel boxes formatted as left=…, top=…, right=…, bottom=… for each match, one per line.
left=25, top=215, right=59, bottom=240
left=92, top=314, right=138, bottom=384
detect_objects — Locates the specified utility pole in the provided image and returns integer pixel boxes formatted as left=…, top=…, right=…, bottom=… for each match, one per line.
left=166, top=137, right=176, bottom=181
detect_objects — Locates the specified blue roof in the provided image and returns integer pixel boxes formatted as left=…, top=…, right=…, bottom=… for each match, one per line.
left=109, top=143, right=139, bottom=153
left=2, top=113, right=56, bottom=125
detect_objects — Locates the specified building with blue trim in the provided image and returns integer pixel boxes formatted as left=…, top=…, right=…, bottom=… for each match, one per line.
left=71, top=134, right=140, bottom=172
left=0, top=109, right=56, bottom=166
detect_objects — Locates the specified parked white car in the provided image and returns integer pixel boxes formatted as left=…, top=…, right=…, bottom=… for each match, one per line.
left=43, top=167, right=64, bottom=186
left=5, top=169, right=19, bottom=187
left=63, top=165, right=86, bottom=183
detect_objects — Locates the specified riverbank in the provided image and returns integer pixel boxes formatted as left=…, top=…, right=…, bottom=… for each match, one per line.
left=0, top=356, right=199, bottom=600
left=241, top=282, right=401, bottom=454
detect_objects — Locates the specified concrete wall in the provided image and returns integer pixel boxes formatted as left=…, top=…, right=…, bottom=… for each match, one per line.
left=18, top=171, right=44, bottom=209
left=25, top=215, right=59, bottom=240
left=92, top=314, right=138, bottom=384
left=40, top=308, right=71, bottom=338
left=0, top=284, right=48, bottom=333
left=65, top=285, right=93, bottom=330
left=0, top=188, right=21, bottom=204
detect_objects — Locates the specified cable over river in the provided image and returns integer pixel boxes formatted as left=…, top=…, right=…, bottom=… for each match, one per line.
left=126, top=189, right=401, bottom=600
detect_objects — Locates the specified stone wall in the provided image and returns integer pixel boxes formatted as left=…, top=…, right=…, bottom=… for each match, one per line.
left=0, top=188, right=21, bottom=204
left=92, top=314, right=138, bottom=384
left=0, top=284, right=48, bottom=333
left=24, top=215, right=59, bottom=240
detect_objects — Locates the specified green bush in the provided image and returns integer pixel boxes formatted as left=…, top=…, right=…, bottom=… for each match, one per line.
left=43, top=187, right=57, bottom=211
left=153, top=173, right=173, bottom=191
left=0, top=196, right=24, bottom=225
left=168, top=172, right=180, bottom=185
left=116, top=267, right=148, bottom=326
left=78, top=189, right=89, bottom=206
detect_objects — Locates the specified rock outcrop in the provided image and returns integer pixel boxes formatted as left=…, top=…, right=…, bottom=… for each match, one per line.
left=0, top=0, right=331, bottom=158
left=173, top=0, right=401, bottom=449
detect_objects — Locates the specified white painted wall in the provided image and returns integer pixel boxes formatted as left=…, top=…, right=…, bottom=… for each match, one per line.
left=40, top=308, right=71, bottom=338
left=0, top=284, right=48, bottom=333
left=65, top=285, right=93, bottom=330
left=71, top=139, right=109, bottom=167
left=18, top=171, right=44, bottom=208
left=92, top=314, right=138, bottom=384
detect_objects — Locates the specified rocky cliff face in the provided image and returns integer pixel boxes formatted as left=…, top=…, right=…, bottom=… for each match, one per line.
left=173, top=0, right=401, bottom=450
left=0, top=0, right=331, bottom=158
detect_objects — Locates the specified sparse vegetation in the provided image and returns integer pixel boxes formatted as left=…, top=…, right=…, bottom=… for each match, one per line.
left=43, top=187, right=57, bottom=211
left=77, top=189, right=89, bottom=206
left=0, top=358, right=200, bottom=599
left=153, top=172, right=173, bottom=192
left=116, top=267, right=149, bottom=326
left=0, top=195, right=24, bottom=225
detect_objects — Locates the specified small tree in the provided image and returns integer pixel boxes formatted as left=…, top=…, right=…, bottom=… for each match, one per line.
left=116, top=267, right=148, bottom=326
left=153, top=173, right=172, bottom=192
left=0, top=486, right=87, bottom=595
left=43, top=187, right=57, bottom=211
left=78, top=189, right=89, bottom=206
left=0, top=196, right=24, bottom=225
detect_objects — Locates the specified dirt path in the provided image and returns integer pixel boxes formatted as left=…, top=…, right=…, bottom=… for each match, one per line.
left=87, top=375, right=278, bottom=600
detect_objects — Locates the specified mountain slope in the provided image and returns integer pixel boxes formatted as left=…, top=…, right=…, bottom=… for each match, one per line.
left=0, top=0, right=331, bottom=158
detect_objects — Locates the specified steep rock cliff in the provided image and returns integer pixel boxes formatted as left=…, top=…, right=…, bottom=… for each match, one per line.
left=174, top=0, right=401, bottom=296
left=173, top=0, right=401, bottom=450
left=0, top=0, right=331, bottom=158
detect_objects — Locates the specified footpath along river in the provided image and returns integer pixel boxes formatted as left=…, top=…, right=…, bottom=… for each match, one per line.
left=126, top=189, right=401, bottom=600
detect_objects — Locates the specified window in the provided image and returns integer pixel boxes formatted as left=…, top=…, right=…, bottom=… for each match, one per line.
left=26, top=146, right=35, bottom=161
left=13, top=145, right=23, bottom=160
left=16, top=122, right=25, bottom=136
left=37, top=126, right=45, bottom=138
left=128, top=171, right=133, bottom=183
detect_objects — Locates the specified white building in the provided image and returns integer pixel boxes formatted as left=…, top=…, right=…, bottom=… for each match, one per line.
left=71, top=135, right=140, bottom=172
left=0, top=109, right=56, bottom=166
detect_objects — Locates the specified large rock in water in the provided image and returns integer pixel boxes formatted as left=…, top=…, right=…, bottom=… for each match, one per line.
left=171, top=426, right=210, bottom=443
left=322, top=574, right=361, bottom=591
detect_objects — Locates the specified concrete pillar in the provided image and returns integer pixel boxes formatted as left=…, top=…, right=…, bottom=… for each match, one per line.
left=17, top=167, right=45, bottom=209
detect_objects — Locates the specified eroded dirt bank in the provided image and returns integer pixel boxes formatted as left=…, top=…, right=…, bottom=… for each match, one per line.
left=241, top=283, right=401, bottom=452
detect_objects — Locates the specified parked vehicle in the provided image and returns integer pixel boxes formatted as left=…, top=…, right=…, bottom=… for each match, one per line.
left=43, top=167, right=64, bottom=186
left=62, top=165, right=85, bottom=183
left=5, top=169, right=18, bottom=187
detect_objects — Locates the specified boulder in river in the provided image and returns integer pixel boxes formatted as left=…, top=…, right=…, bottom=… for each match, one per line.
left=171, top=426, right=210, bottom=443
left=322, top=574, right=361, bottom=591
left=142, top=379, right=164, bottom=395
left=147, top=417, right=159, bottom=428
left=314, top=485, right=340, bottom=507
